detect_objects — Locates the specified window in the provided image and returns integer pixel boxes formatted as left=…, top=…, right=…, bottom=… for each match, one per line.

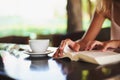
left=0, top=0, right=67, bottom=39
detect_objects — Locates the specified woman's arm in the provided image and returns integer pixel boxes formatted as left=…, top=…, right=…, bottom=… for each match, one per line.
left=79, top=11, right=106, bottom=43
left=53, top=10, right=107, bottom=58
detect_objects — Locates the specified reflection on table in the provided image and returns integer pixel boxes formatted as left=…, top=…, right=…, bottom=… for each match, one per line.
left=0, top=43, right=120, bottom=80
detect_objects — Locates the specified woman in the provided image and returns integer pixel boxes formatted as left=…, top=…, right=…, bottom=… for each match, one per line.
left=53, top=0, right=120, bottom=58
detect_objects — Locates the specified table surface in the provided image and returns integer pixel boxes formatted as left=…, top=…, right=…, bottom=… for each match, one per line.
left=0, top=43, right=120, bottom=80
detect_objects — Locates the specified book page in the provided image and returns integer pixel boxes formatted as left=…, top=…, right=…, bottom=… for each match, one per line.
left=63, top=45, right=120, bottom=65
left=63, top=45, right=119, bottom=58
left=77, top=50, right=119, bottom=58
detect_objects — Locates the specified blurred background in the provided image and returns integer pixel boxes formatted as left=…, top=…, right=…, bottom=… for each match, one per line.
left=0, top=0, right=111, bottom=46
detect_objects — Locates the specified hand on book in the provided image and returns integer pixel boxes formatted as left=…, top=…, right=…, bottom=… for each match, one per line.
left=85, top=40, right=120, bottom=51
left=53, top=39, right=80, bottom=58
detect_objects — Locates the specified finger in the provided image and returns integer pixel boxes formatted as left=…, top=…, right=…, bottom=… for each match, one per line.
left=59, top=40, right=65, bottom=49
left=59, top=39, right=69, bottom=50
left=54, top=47, right=64, bottom=58
left=57, top=47, right=63, bottom=56
left=85, top=41, right=92, bottom=51
left=101, top=44, right=109, bottom=51
left=58, top=49, right=64, bottom=57
left=89, top=43, right=99, bottom=50
left=53, top=49, right=60, bottom=58
left=85, top=41, right=95, bottom=50
left=88, top=41, right=103, bottom=50
left=53, top=50, right=58, bottom=58
left=89, top=41, right=101, bottom=50
left=58, top=40, right=67, bottom=55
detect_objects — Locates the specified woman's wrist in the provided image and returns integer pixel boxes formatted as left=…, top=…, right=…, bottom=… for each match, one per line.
left=76, top=39, right=88, bottom=46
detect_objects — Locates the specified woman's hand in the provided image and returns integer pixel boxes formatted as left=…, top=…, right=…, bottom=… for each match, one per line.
left=53, top=39, right=81, bottom=58
left=85, top=40, right=120, bottom=51
left=53, top=38, right=90, bottom=58
left=102, top=40, right=120, bottom=51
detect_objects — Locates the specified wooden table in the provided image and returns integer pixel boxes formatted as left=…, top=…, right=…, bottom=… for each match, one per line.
left=0, top=44, right=120, bottom=80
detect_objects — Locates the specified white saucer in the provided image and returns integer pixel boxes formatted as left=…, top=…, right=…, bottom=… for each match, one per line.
left=25, top=50, right=54, bottom=57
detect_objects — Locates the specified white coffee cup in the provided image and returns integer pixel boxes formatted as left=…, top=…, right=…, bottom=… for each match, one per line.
left=29, top=39, right=49, bottom=54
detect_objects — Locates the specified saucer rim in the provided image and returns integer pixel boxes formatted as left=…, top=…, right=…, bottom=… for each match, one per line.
left=25, top=50, right=54, bottom=55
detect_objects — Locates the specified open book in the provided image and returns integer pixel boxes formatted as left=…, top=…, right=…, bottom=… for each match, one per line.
left=59, top=45, right=120, bottom=65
